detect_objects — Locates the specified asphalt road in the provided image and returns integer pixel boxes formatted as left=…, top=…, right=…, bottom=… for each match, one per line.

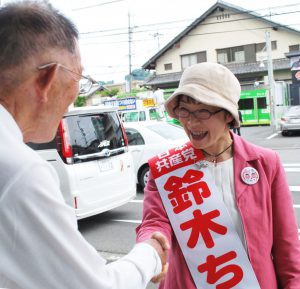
left=78, top=126, right=300, bottom=289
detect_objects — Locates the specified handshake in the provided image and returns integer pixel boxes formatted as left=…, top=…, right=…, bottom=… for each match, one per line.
left=146, top=232, right=170, bottom=283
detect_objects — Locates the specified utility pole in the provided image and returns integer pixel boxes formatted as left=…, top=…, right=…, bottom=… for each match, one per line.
left=127, top=12, right=132, bottom=94
left=152, top=32, right=163, bottom=51
left=265, top=30, right=277, bottom=132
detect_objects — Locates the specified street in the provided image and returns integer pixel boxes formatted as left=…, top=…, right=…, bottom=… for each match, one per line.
left=78, top=126, right=300, bottom=289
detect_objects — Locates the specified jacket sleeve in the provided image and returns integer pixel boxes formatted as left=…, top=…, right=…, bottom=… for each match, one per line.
left=271, top=153, right=300, bottom=289
left=136, top=169, right=173, bottom=248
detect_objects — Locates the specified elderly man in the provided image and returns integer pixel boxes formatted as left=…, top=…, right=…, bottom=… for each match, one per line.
left=0, top=1, right=168, bottom=289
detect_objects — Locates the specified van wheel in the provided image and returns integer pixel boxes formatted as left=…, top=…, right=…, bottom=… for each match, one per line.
left=281, top=131, right=288, bottom=136
left=139, top=166, right=149, bottom=189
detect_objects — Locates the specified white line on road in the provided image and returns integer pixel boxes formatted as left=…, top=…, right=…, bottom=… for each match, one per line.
left=290, top=186, right=300, bottom=192
left=266, top=133, right=278, bottom=140
left=130, top=199, right=143, bottom=203
left=112, top=219, right=142, bottom=224
left=285, top=168, right=300, bottom=172
left=283, top=164, right=300, bottom=167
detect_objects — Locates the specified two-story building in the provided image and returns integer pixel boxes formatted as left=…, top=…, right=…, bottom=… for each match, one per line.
left=142, top=0, right=300, bottom=125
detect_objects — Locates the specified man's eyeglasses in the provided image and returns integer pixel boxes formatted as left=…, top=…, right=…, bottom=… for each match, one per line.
left=37, top=62, right=93, bottom=94
left=174, top=107, right=224, bottom=120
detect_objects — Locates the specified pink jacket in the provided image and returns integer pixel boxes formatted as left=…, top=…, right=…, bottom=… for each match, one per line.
left=136, top=133, right=300, bottom=289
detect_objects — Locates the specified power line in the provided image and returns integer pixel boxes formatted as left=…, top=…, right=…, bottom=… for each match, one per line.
left=72, top=0, right=125, bottom=11
left=78, top=9, right=300, bottom=41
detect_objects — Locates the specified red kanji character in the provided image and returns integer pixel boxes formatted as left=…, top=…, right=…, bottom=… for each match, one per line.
left=187, top=180, right=211, bottom=205
left=180, top=209, right=227, bottom=248
left=165, top=175, right=192, bottom=214
left=165, top=169, right=210, bottom=214
left=198, top=251, right=243, bottom=289
left=183, top=170, right=211, bottom=204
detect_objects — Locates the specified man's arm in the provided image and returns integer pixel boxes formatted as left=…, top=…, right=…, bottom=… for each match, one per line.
left=0, top=161, right=168, bottom=289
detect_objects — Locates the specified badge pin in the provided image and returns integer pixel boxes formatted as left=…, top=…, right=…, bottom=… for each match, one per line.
left=195, top=160, right=209, bottom=169
left=241, top=167, right=259, bottom=185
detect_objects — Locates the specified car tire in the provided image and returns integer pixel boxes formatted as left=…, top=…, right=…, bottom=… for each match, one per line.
left=282, top=131, right=288, bottom=136
left=139, top=166, right=149, bottom=189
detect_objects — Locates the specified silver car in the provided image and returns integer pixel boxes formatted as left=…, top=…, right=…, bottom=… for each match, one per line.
left=280, top=105, right=300, bottom=136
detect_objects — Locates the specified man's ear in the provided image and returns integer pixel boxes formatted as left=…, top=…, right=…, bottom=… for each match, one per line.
left=35, top=64, right=58, bottom=102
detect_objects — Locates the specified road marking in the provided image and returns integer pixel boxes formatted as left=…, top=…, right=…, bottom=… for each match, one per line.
left=285, top=168, right=300, bottom=172
left=290, top=186, right=300, bottom=192
left=112, top=219, right=142, bottom=224
left=130, top=199, right=143, bottom=203
left=266, top=133, right=278, bottom=140
left=283, top=164, right=300, bottom=167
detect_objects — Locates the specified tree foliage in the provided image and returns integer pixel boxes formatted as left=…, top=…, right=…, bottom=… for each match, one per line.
left=74, top=96, right=86, bottom=107
left=125, top=68, right=151, bottom=81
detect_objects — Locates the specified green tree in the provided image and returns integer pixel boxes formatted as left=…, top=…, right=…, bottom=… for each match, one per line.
left=74, top=96, right=86, bottom=107
left=125, top=68, right=151, bottom=81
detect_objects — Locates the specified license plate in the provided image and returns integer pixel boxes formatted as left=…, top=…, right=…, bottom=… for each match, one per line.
left=98, top=159, right=113, bottom=172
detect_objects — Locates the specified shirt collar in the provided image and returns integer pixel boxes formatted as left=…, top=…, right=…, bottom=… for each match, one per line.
left=0, top=104, right=23, bottom=142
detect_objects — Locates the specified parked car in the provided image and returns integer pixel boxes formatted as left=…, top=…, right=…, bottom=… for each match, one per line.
left=124, top=121, right=189, bottom=188
left=27, top=105, right=136, bottom=220
left=279, top=105, right=300, bottom=136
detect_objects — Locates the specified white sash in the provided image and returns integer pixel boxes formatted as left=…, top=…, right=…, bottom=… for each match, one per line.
left=149, top=142, right=261, bottom=289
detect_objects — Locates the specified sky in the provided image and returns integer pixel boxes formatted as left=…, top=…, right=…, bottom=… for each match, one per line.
left=2, top=0, right=300, bottom=83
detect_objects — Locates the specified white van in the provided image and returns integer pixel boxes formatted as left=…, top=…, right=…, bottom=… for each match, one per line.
left=27, top=105, right=136, bottom=220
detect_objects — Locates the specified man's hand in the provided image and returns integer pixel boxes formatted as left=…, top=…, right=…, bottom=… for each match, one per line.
left=145, top=232, right=170, bottom=283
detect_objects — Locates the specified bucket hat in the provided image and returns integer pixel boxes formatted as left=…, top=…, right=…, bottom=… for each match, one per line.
left=164, top=62, right=241, bottom=127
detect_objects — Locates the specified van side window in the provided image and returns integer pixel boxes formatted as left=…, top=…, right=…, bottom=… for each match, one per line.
left=125, top=128, right=145, bottom=145
left=139, top=111, right=146, bottom=121
left=27, top=136, right=57, bottom=150
left=149, top=108, right=159, bottom=120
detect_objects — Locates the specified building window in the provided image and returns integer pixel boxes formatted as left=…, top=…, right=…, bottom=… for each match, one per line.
left=289, top=44, right=300, bottom=52
left=181, top=51, right=207, bottom=70
left=256, top=41, right=277, bottom=52
left=217, top=46, right=245, bottom=64
left=164, top=63, right=172, bottom=71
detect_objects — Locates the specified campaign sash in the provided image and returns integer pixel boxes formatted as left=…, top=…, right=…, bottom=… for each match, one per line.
left=149, top=142, right=261, bottom=289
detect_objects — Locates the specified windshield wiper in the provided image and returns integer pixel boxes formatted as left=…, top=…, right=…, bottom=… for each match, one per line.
left=73, top=147, right=125, bottom=160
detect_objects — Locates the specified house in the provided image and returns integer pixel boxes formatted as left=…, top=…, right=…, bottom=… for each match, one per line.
left=142, top=0, right=300, bottom=123
left=84, top=80, right=144, bottom=106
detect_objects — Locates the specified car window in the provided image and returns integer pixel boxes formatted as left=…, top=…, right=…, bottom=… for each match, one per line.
left=139, top=111, right=146, bottom=121
left=149, top=108, right=159, bottom=120
left=146, top=123, right=186, bottom=140
left=123, top=111, right=139, bottom=122
left=27, top=137, right=57, bottom=150
left=125, top=128, right=145, bottom=145
left=65, top=112, right=125, bottom=157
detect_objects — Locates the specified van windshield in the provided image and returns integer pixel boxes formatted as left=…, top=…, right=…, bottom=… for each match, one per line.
left=65, top=112, right=125, bottom=158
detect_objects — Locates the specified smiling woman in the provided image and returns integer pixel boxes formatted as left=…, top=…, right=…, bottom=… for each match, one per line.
left=136, top=62, right=300, bottom=289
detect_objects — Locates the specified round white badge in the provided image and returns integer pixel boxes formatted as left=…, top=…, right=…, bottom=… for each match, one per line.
left=241, top=167, right=259, bottom=185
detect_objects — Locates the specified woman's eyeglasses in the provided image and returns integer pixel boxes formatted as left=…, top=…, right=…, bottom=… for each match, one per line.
left=174, top=107, right=224, bottom=120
